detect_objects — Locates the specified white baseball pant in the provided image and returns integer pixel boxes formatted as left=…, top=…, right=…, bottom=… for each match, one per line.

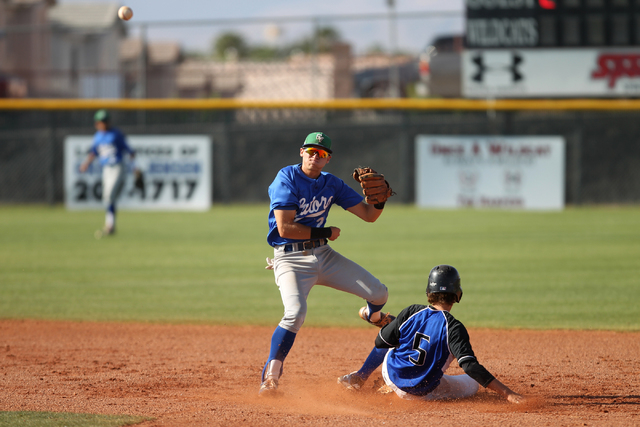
left=272, top=244, right=388, bottom=333
left=381, top=356, right=479, bottom=400
left=101, top=163, right=125, bottom=205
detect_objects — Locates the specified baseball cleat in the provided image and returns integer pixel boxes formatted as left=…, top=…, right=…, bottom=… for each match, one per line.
left=359, top=307, right=395, bottom=328
left=372, top=377, right=394, bottom=394
left=258, top=378, right=279, bottom=397
left=376, top=383, right=394, bottom=395
left=338, top=371, right=365, bottom=390
left=95, top=226, right=115, bottom=239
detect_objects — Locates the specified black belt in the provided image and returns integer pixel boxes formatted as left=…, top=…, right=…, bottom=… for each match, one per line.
left=283, top=239, right=327, bottom=252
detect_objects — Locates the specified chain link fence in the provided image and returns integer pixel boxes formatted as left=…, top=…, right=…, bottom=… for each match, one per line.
left=1, top=106, right=640, bottom=205
left=3, top=9, right=639, bottom=206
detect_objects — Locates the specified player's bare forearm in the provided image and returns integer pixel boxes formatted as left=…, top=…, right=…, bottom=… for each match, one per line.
left=278, top=222, right=340, bottom=241
left=346, top=201, right=383, bottom=223
left=326, top=226, right=341, bottom=240
left=486, top=378, right=525, bottom=403
left=274, top=209, right=340, bottom=240
left=80, top=153, right=96, bottom=172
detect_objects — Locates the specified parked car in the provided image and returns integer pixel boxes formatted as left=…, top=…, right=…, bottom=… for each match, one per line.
left=420, top=34, right=464, bottom=98
left=0, top=72, right=27, bottom=98
left=353, top=57, right=420, bottom=98
left=353, top=34, right=464, bottom=99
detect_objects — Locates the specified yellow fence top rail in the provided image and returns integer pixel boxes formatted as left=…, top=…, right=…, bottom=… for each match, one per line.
left=2, top=98, right=640, bottom=111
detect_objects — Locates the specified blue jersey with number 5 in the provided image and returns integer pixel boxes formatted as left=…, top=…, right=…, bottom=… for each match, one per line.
left=376, top=304, right=494, bottom=396
left=267, top=164, right=362, bottom=247
left=383, top=307, right=452, bottom=395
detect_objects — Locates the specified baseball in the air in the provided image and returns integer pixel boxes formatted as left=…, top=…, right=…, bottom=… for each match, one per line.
left=118, top=6, right=133, bottom=21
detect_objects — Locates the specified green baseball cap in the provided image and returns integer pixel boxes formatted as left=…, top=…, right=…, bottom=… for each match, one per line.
left=94, top=109, right=110, bottom=122
left=302, top=132, right=332, bottom=154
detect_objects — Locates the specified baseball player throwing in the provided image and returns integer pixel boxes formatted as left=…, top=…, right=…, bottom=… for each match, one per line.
left=259, top=132, right=395, bottom=396
left=338, top=265, right=525, bottom=404
left=79, top=109, right=135, bottom=237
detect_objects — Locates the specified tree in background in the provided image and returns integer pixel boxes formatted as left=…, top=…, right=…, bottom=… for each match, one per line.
left=248, top=46, right=281, bottom=61
left=288, top=27, right=341, bottom=54
left=364, top=43, right=386, bottom=55
left=210, top=26, right=342, bottom=61
left=212, top=32, right=249, bottom=60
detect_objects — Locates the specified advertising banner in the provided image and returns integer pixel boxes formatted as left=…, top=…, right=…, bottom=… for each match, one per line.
left=462, top=48, right=640, bottom=98
left=64, top=135, right=212, bottom=211
left=415, top=136, right=565, bottom=210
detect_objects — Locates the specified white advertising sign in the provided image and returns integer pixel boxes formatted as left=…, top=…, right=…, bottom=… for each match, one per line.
left=64, top=135, right=212, bottom=211
left=416, top=136, right=565, bottom=210
left=463, top=48, right=640, bottom=98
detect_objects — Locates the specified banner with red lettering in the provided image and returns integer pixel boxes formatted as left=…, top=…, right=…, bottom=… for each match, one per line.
left=415, top=136, right=565, bottom=210
left=462, top=48, right=640, bottom=98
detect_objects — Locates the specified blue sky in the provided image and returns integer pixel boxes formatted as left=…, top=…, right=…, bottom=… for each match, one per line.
left=60, top=0, right=464, bottom=55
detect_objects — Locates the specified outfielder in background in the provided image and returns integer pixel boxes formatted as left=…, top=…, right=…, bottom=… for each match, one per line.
left=338, top=264, right=526, bottom=404
left=260, top=131, right=395, bottom=396
left=79, top=109, right=139, bottom=238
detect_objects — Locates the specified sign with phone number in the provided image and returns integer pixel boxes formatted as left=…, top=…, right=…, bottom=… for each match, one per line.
left=64, top=135, right=212, bottom=211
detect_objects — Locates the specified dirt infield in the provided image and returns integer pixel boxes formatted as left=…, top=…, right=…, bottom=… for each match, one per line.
left=1, top=320, right=639, bottom=426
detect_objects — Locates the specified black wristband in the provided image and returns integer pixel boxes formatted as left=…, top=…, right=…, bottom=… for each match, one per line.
left=310, top=227, right=332, bottom=240
left=373, top=202, right=386, bottom=209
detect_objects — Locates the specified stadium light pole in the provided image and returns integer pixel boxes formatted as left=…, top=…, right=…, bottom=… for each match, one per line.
left=387, top=0, right=400, bottom=98
left=137, top=24, right=147, bottom=126
left=312, top=17, right=320, bottom=100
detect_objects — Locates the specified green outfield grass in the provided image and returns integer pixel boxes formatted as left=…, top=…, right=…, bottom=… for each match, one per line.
left=0, top=411, right=149, bottom=427
left=0, top=204, right=639, bottom=330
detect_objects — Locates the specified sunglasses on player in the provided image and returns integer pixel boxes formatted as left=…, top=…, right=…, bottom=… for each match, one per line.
left=303, top=147, right=331, bottom=159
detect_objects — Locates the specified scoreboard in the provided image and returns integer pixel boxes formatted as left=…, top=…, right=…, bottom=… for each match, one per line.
left=466, top=0, right=640, bottom=48
left=463, top=0, right=640, bottom=97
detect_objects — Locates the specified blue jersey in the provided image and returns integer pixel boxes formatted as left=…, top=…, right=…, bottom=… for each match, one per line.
left=267, top=164, right=363, bottom=247
left=376, top=304, right=495, bottom=396
left=90, top=128, right=133, bottom=166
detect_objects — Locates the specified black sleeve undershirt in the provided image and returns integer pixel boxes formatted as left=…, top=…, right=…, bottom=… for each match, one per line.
left=374, top=305, right=497, bottom=388
left=444, top=311, right=496, bottom=387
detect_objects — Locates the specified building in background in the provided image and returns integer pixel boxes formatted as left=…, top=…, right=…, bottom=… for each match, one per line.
left=0, top=0, right=126, bottom=98
left=48, top=1, right=125, bottom=98
left=121, top=38, right=183, bottom=98
left=176, top=42, right=353, bottom=100
left=0, top=4, right=449, bottom=100
left=0, top=0, right=54, bottom=97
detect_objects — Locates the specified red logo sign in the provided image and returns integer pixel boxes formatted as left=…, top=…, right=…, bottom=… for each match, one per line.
left=538, top=0, right=556, bottom=9
left=591, top=53, right=640, bottom=88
